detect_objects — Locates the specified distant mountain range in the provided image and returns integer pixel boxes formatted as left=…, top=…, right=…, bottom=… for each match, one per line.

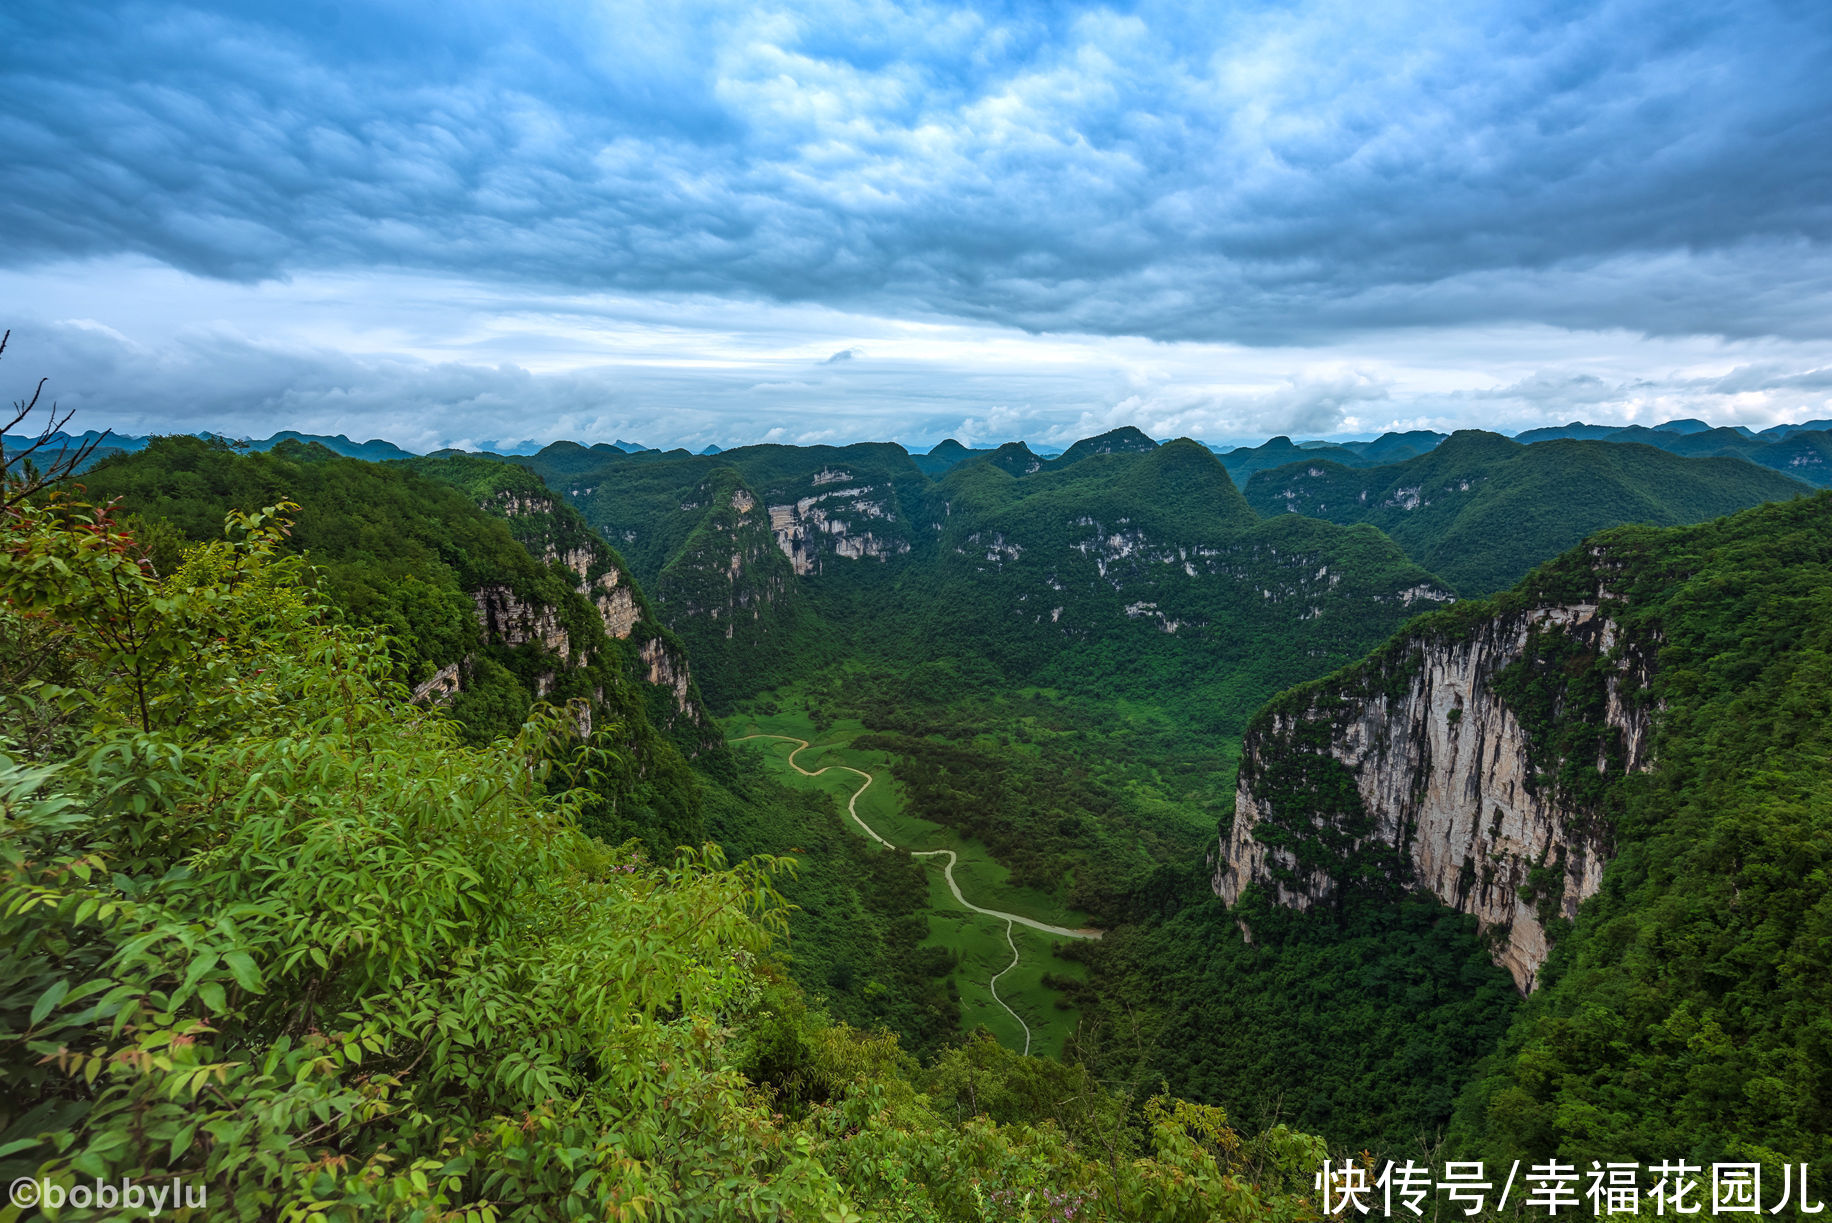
left=1243, top=428, right=1814, bottom=592
left=9, top=416, right=1830, bottom=485
left=1516, top=415, right=1832, bottom=442
left=0, top=428, right=415, bottom=469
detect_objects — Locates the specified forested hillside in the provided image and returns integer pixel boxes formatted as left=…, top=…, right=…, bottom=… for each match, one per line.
left=76, top=436, right=705, bottom=851
left=0, top=483, right=1333, bottom=1220
left=402, top=451, right=719, bottom=753
left=1513, top=421, right=1832, bottom=485
left=508, top=433, right=1462, bottom=948
left=1173, top=492, right=1832, bottom=1170
left=69, top=437, right=971, bottom=1061
left=15, top=420, right=1823, bottom=1214
left=1451, top=493, right=1832, bottom=1168
left=507, top=430, right=1541, bottom=1151
left=527, top=430, right=1451, bottom=720
left=1244, top=430, right=1810, bottom=592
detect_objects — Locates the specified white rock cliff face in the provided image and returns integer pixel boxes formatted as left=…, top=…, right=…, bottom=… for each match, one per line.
left=640, top=637, right=693, bottom=709
left=767, top=485, right=909, bottom=575
left=1215, top=601, right=1655, bottom=992
left=591, top=569, right=640, bottom=639
left=471, top=584, right=572, bottom=660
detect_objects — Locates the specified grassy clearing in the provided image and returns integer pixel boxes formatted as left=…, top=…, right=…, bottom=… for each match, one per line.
left=726, top=701, right=1090, bottom=1056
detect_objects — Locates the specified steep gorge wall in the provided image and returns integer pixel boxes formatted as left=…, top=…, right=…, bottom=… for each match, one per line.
left=482, top=484, right=710, bottom=734
left=1215, top=592, right=1657, bottom=991
left=765, top=471, right=913, bottom=575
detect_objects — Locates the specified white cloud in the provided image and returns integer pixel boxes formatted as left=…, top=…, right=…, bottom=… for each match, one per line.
left=5, top=260, right=1831, bottom=453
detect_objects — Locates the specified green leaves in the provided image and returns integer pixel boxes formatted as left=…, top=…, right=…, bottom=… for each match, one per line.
left=28, top=977, right=68, bottom=1026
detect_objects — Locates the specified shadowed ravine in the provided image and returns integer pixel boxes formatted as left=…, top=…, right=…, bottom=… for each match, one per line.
left=731, top=733, right=1100, bottom=1056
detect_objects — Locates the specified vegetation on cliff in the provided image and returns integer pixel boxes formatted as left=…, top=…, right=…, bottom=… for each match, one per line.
left=1453, top=492, right=1832, bottom=1171
left=1204, top=490, right=1832, bottom=1170
left=75, top=436, right=702, bottom=852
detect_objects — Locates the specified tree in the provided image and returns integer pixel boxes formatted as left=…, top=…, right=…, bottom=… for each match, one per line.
left=0, top=330, right=108, bottom=509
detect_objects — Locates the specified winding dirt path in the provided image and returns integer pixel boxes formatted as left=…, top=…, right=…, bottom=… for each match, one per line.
left=732, top=732, right=1100, bottom=1057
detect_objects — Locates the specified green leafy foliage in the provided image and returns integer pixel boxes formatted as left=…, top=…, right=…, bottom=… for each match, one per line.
left=0, top=483, right=1340, bottom=1220
left=0, top=496, right=828, bottom=1218
left=1069, top=882, right=1521, bottom=1156
left=705, top=756, right=962, bottom=1061
left=74, top=436, right=703, bottom=853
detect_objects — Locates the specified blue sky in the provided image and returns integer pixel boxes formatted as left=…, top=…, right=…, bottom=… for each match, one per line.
left=4, top=0, right=1831, bottom=451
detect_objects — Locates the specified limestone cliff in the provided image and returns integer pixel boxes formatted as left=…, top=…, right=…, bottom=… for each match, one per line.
left=765, top=473, right=913, bottom=575
left=649, top=472, right=818, bottom=707
left=477, top=478, right=712, bottom=736
left=472, top=583, right=574, bottom=660
left=1215, top=562, right=1657, bottom=991
left=660, top=474, right=801, bottom=635
left=401, top=453, right=718, bottom=753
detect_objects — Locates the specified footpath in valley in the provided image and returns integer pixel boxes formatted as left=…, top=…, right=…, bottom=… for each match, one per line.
left=731, top=732, right=1101, bottom=1057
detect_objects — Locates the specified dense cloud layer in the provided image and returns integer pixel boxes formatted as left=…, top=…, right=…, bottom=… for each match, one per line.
left=8, top=270, right=1831, bottom=451
left=7, top=0, right=1832, bottom=345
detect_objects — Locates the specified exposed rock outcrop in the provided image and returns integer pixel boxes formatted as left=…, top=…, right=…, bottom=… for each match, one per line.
left=592, top=568, right=641, bottom=639
left=767, top=484, right=911, bottom=575
left=472, top=584, right=571, bottom=660
left=410, top=661, right=462, bottom=704
left=1216, top=593, right=1656, bottom=992
left=640, top=637, right=693, bottom=711
left=663, top=480, right=802, bottom=636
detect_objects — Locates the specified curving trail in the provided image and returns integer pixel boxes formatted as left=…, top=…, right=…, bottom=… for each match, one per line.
left=732, top=732, right=1100, bottom=1057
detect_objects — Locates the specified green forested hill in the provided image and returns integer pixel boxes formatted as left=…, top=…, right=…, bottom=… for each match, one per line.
left=528, top=432, right=1452, bottom=720
left=1214, top=435, right=1366, bottom=482
left=76, top=436, right=704, bottom=851
left=512, top=431, right=1497, bottom=1111
left=1100, top=490, right=1832, bottom=1167
left=20, top=417, right=1826, bottom=1209
left=915, top=439, right=1448, bottom=718
left=520, top=439, right=928, bottom=587
left=1046, top=425, right=1160, bottom=468
left=1212, top=429, right=1447, bottom=484
left=501, top=435, right=1460, bottom=944
left=1512, top=422, right=1832, bottom=485
left=403, top=452, right=721, bottom=753
left=1244, top=430, right=1810, bottom=592
left=71, top=438, right=968, bottom=1059
left=910, top=437, right=997, bottom=477
left=1447, top=492, right=1832, bottom=1170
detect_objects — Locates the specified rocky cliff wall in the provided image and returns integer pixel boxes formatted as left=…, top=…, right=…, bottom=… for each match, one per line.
left=1215, top=595, right=1656, bottom=991
left=591, top=568, right=641, bottom=639
left=662, top=479, right=801, bottom=635
left=472, top=583, right=572, bottom=660
left=767, top=477, right=912, bottom=575
left=483, top=479, right=712, bottom=731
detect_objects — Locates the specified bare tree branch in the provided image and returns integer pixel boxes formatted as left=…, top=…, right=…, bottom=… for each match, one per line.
left=1, top=330, right=110, bottom=509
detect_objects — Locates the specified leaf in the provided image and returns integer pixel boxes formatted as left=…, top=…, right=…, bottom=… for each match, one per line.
left=31, top=979, right=70, bottom=1027
left=168, top=1122, right=197, bottom=1164
left=223, top=950, right=264, bottom=994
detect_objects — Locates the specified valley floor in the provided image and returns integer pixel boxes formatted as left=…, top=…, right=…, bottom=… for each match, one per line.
left=726, top=712, right=1097, bottom=1056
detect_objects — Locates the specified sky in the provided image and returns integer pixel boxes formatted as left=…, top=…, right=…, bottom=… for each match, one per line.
left=4, top=0, right=1832, bottom=453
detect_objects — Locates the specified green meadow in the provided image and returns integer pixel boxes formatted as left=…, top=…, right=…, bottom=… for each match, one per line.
left=726, top=699, right=1093, bottom=1054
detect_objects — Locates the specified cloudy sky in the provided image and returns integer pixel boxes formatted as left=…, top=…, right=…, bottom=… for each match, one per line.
left=4, top=0, right=1831, bottom=452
